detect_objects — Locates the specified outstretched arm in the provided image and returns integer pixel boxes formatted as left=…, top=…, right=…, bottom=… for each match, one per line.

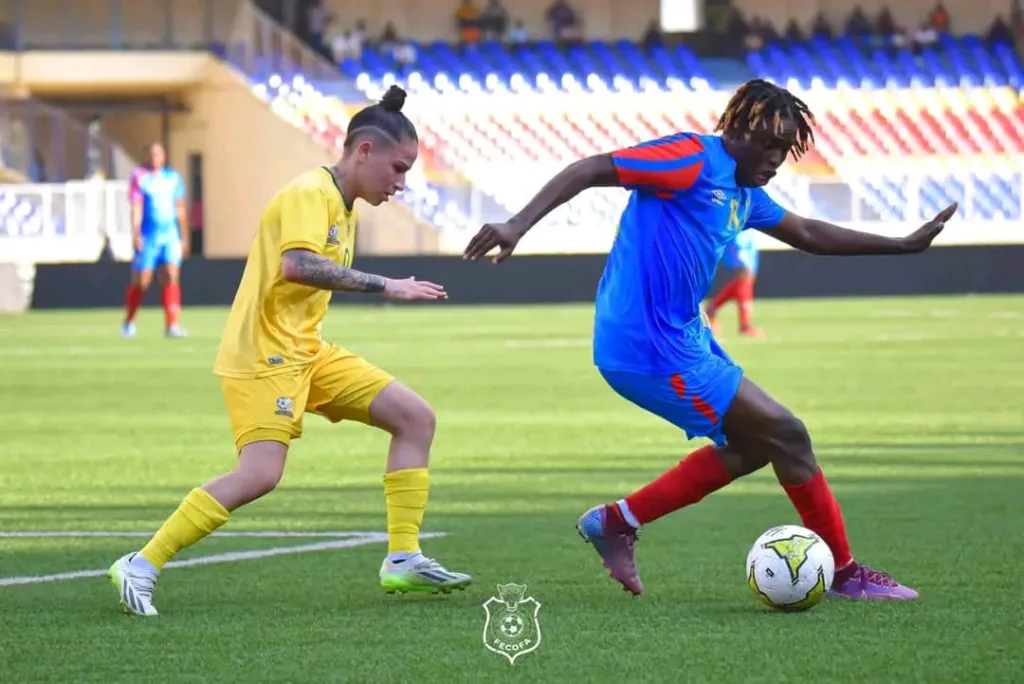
left=465, top=134, right=706, bottom=262
left=462, top=155, right=618, bottom=262
left=281, top=249, right=446, bottom=300
left=282, top=249, right=387, bottom=292
left=764, top=203, right=958, bottom=256
left=277, top=184, right=444, bottom=300
left=505, top=155, right=620, bottom=233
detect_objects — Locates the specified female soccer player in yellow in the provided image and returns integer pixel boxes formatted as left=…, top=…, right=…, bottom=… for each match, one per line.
left=109, top=86, right=472, bottom=616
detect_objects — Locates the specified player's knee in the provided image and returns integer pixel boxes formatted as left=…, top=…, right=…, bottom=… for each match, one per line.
left=393, top=399, right=437, bottom=445
left=372, top=384, right=437, bottom=445
left=235, top=451, right=286, bottom=497
left=769, top=412, right=813, bottom=461
left=241, top=462, right=284, bottom=498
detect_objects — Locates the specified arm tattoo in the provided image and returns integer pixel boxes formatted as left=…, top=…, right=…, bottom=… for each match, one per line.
left=283, top=249, right=386, bottom=293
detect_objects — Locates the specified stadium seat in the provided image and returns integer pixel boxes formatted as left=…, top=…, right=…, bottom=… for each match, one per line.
left=0, top=191, right=64, bottom=238
left=228, top=34, right=1024, bottom=240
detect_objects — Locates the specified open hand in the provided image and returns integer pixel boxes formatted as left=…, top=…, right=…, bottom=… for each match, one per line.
left=901, top=202, right=958, bottom=253
left=463, top=222, right=523, bottom=263
left=382, top=277, right=448, bottom=301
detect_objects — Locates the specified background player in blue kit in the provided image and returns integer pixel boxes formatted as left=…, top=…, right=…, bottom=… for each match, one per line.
left=122, top=142, right=189, bottom=338
left=706, top=229, right=763, bottom=337
left=464, top=79, right=957, bottom=602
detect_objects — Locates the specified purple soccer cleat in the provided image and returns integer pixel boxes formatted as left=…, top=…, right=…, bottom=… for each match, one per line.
left=576, top=504, right=643, bottom=596
left=829, top=563, right=920, bottom=600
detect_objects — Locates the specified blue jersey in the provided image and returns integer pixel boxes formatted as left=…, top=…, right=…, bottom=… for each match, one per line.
left=130, top=166, right=185, bottom=241
left=592, top=133, right=786, bottom=375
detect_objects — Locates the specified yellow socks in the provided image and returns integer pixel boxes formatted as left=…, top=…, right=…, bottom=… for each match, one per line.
left=140, top=487, right=230, bottom=570
left=383, top=468, right=429, bottom=555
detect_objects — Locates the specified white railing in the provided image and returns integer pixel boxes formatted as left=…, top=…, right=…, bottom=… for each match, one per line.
left=0, top=180, right=132, bottom=264
left=766, top=173, right=1024, bottom=223
left=436, top=171, right=1024, bottom=255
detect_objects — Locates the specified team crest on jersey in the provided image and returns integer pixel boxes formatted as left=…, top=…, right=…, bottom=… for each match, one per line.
left=326, top=224, right=340, bottom=246
left=274, top=397, right=294, bottom=418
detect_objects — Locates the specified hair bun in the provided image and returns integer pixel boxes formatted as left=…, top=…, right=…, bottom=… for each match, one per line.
left=380, top=86, right=407, bottom=113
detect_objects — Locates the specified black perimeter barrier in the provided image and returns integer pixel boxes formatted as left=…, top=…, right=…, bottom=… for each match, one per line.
left=30, top=245, right=1024, bottom=309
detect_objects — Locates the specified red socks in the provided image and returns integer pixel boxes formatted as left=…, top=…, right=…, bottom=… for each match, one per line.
left=709, top=279, right=740, bottom=314
left=708, top=277, right=755, bottom=329
left=612, top=449, right=857, bottom=585
left=124, top=285, right=144, bottom=323
left=126, top=283, right=182, bottom=328
left=781, top=469, right=854, bottom=570
left=618, top=446, right=733, bottom=526
left=162, top=283, right=181, bottom=329
left=736, top=278, right=754, bottom=329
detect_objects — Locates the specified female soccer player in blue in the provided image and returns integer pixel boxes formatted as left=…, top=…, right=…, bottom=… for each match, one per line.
left=464, top=79, right=957, bottom=601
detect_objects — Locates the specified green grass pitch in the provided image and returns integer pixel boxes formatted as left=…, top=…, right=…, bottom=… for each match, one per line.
left=0, top=295, right=1022, bottom=683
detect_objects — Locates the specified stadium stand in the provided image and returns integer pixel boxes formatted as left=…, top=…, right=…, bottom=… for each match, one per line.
left=224, top=20, right=1024, bottom=253
left=2, top=0, right=1023, bottom=256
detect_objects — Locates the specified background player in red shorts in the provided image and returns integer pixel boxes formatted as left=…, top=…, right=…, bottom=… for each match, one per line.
left=122, top=142, right=189, bottom=338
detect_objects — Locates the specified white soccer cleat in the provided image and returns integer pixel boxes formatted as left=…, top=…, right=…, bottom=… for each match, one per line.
left=108, top=552, right=159, bottom=616
left=379, top=554, right=473, bottom=595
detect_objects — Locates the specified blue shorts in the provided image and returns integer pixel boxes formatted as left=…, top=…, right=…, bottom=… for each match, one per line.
left=724, top=242, right=758, bottom=274
left=599, top=337, right=742, bottom=447
left=133, top=237, right=182, bottom=272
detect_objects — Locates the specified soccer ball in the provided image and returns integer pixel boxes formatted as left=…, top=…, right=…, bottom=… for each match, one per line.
left=746, top=524, right=835, bottom=611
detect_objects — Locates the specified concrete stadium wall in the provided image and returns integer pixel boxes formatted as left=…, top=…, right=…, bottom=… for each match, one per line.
left=30, top=245, right=1024, bottom=309
left=0, top=0, right=1004, bottom=47
left=0, top=0, right=243, bottom=49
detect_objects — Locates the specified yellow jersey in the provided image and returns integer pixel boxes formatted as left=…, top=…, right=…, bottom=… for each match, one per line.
left=214, top=167, right=357, bottom=378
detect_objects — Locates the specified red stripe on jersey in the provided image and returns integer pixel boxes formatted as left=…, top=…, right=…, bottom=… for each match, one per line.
left=613, top=135, right=705, bottom=162
left=617, top=159, right=704, bottom=193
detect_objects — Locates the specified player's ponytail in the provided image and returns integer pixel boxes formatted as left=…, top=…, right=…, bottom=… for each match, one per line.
left=379, top=85, right=407, bottom=113
left=343, top=85, right=417, bottom=151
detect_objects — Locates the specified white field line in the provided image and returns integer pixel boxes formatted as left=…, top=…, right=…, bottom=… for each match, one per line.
left=0, top=530, right=385, bottom=539
left=0, top=530, right=447, bottom=587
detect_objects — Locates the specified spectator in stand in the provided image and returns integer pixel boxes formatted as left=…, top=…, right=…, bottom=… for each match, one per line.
left=642, top=21, right=664, bottom=50
left=480, top=0, right=509, bottom=40
left=395, top=42, right=417, bottom=67
left=810, top=12, right=832, bottom=38
left=743, top=19, right=765, bottom=51
left=929, top=3, right=950, bottom=32
left=305, top=0, right=332, bottom=60
left=546, top=0, right=581, bottom=44
left=379, top=22, right=399, bottom=54
left=456, top=0, right=482, bottom=44
left=330, top=30, right=363, bottom=63
left=783, top=19, right=805, bottom=42
left=844, top=6, right=874, bottom=36
left=508, top=20, right=529, bottom=44
left=873, top=8, right=897, bottom=47
left=986, top=15, right=1014, bottom=44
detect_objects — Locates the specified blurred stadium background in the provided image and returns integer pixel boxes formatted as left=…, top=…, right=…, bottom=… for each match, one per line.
left=2, top=6, right=1024, bottom=680
left=0, top=0, right=1022, bottom=306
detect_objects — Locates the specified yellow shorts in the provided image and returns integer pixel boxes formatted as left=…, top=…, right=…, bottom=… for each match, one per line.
left=219, top=345, right=395, bottom=451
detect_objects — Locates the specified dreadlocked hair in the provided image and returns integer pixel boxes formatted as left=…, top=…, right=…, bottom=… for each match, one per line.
left=714, top=79, right=816, bottom=160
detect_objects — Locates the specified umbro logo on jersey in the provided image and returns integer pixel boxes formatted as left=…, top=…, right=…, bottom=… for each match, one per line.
left=326, top=224, right=340, bottom=246
left=711, top=189, right=727, bottom=206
